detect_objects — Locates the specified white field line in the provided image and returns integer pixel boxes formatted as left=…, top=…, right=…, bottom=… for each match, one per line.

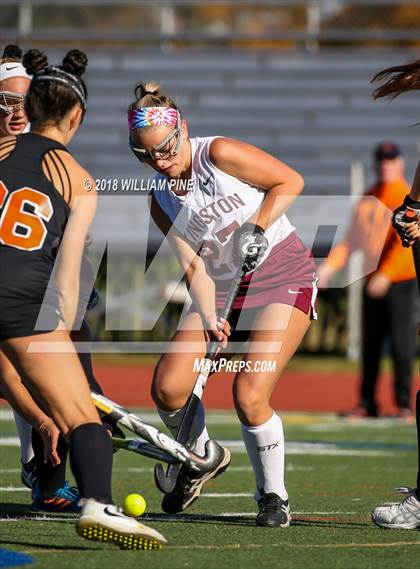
left=201, top=493, right=253, bottom=498
left=167, top=541, right=420, bottom=550
left=222, top=440, right=395, bottom=457
left=14, top=541, right=420, bottom=552
left=0, top=410, right=239, bottom=424
left=0, top=436, right=396, bottom=456
left=1, top=408, right=410, bottom=429
left=0, top=437, right=21, bottom=446
left=0, top=409, right=14, bottom=420
left=304, top=419, right=414, bottom=431
left=2, top=465, right=412, bottom=475
left=201, top=494, right=359, bottom=512
left=116, top=464, right=312, bottom=474
left=0, top=486, right=30, bottom=492
left=0, top=516, right=72, bottom=522
left=0, top=465, right=313, bottom=477
left=219, top=511, right=358, bottom=516
left=0, top=511, right=359, bottom=523
left=0, top=488, right=253, bottom=497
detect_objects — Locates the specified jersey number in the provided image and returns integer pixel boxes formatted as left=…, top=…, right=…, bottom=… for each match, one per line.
left=0, top=181, right=53, bottom=251
left=201, top=220, right=240, bottom=276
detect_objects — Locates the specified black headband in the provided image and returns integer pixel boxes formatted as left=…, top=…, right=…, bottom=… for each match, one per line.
left=32, top=65, right=87, bottom=110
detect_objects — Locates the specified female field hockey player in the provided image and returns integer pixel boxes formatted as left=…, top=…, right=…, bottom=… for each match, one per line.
left=0, top=49, right=166, bottom=549
left=369, top=59, right=420, bottom=530
left=0, top=43, right=41, bottom=486
left=128, top=82, right=318, bottom=528
left=0, top=43, right=113, bottom=513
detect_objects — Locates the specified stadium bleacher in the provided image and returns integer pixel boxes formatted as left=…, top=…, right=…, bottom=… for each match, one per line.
left=62, top=48, right=418, bottom=249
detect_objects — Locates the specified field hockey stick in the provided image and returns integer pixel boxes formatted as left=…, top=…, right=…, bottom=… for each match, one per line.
left=154, top=264, right=246, bottom=494
left=112, top=436, right=230, bottom=471
left=400, top=209, right=420, bottom=292
left=92, top=392, right=224, bottom=473
left=413, top=240, right=420, bottom=294
left=112, top=437, right=178, bottom=464
left=397, top=209, right=420, bottom=334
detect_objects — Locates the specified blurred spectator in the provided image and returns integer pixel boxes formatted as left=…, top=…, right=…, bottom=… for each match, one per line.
left=318, top=142, right=417, bottom=419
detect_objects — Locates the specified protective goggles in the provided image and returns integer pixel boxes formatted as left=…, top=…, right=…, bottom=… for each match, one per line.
left=130, top=120, right=182, bottom=163
left=0, top=91, right=25, bottom=114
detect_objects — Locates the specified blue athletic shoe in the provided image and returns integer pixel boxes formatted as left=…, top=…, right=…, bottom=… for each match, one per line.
left=32, top=481, right=81, bottom=513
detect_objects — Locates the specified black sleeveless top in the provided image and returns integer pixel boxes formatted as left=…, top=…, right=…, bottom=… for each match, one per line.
left=0, top=133, right=71, bottom=335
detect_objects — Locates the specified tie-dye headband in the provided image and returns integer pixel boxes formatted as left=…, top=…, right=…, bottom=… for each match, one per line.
left=128, top=106, right=179, bottom=130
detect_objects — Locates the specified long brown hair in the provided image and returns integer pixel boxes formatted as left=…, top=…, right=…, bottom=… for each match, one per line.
left=371, top=59, right=420, bottom=99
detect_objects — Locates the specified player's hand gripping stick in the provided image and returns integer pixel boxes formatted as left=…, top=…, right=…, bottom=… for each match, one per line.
left=154, top=264, right=247, bottom=494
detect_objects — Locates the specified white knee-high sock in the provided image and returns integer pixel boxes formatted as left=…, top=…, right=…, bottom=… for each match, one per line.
left=157, top=402, right=210, bottom=457
left=241, top=412, right=287, bottom=501
left=13, top=411, right=34, bottom=464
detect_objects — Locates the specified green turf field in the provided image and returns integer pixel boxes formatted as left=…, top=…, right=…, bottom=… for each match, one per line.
left=1, top=410, right=419, bottom=569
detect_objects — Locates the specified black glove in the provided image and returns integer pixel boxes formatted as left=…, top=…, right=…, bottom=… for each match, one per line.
left=87, top=287, right=100, bottom=310
left=392, top=195, right=420, bottom=248
left=233, top=222, right=269, bottom=274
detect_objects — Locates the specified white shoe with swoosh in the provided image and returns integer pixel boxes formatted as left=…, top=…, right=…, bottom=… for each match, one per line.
left=77, top=499, right=167, bottom=549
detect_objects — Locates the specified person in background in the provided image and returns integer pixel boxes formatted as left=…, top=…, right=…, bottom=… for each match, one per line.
left=368, top=58, right=420, bottom=530
left=318, top=142, right=417, bottom=419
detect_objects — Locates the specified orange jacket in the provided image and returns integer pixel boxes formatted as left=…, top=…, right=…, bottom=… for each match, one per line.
left=326, top=178, right=415, bottom=282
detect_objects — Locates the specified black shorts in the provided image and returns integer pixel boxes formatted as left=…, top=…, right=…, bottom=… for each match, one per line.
left=0, top=300, right=62, bottom=341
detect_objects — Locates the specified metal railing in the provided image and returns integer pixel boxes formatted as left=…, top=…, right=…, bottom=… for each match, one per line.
left=3, top=0, right=419, bottom=5
left=0, top=1, right=418, bottom=48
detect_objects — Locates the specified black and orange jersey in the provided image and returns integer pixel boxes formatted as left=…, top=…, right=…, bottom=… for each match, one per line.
left=0, top=133, right=74, bottom=337
left=0, top=133, right=71, bottom=296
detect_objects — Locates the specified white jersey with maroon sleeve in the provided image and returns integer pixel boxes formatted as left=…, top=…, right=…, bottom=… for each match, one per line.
left=152, top=136, right=295, bottom=281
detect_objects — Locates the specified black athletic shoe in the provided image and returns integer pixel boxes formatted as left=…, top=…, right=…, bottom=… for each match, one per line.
left=161, top=446, right=231, bottom=514
left=256, top=492, right=291, bottom=528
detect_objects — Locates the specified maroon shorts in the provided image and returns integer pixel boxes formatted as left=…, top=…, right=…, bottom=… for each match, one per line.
left=215, top=231, right=318, bottom=317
